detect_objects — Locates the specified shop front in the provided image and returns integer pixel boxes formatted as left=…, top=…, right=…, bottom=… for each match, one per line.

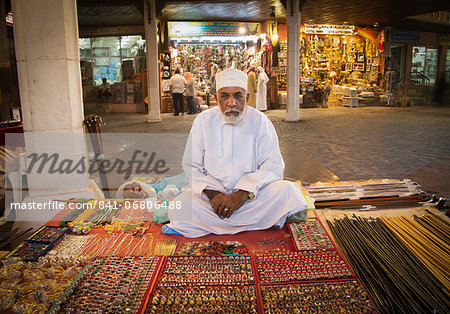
left=295, top=24, right=386, bottom=107
left=161, top=21, right=260, bottom=113
left=79, top=34, right=147, bottom=113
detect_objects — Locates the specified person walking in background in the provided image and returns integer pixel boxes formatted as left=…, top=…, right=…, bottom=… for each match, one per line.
left=169, top=69, right=187, bottom=116
left=98, top=77, right=112, bottom=102
left=247, top=66, right=257, bottom=108
left=322, top=80, right=332, bottom=108
left=256, top=66, right=269, bottom=111
left=185, top=72, right=197, bottom=114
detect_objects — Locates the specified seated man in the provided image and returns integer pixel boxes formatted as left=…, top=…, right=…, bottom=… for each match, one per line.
left=166, top=68, right=307, bottom=237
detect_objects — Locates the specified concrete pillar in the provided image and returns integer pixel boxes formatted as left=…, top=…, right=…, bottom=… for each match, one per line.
left=404, top=44, right=413, bottom=82
left=11, top=0, right=101, bottom=203
left=144, top=0, right=161, bottom=122
left=285, top=0, right=300, bottom=122
left=437, top=45, right=447, bottom=82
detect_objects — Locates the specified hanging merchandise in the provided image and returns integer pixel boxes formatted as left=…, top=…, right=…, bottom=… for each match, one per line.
left=162, top=22, right=260, bottom=113
left=276, top=23, right=387, bottom=107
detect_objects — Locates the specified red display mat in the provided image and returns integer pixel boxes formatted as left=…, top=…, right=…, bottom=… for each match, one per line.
left=42, top=200, right=378, bottom=314
left=47, top=200, right=296, bottom=254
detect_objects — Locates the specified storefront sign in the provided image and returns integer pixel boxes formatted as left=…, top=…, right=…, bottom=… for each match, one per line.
left=303, top=24, right=355, bottom=36
left=437, top=33, right=450, bottom=46
left=390, top=30, right=419, bottom=44
left=168, top=22, right=260, bottom=37
left=5, top=11, right=13, bottom=26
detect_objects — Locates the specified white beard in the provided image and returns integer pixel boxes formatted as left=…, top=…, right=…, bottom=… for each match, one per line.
left=221, top=107, right=246, bottom=124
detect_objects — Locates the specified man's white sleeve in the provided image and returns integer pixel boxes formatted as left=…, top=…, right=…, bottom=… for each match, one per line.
left=182, top=117, right=225, bottom=196
left=233, top=117, right=284, bottom=198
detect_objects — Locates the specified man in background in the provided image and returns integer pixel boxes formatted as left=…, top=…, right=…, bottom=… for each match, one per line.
left=169, top=69, right=187, bottom=116
left=98, top=78, right=112, bottom=102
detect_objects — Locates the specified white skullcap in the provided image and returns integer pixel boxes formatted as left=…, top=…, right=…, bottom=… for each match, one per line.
left=215, top=68, right=247, bottom=93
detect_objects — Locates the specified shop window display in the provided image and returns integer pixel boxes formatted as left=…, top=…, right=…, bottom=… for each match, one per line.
left=412, top=46, right=437, bottom=84
left=79, top=36, right=146, bottom=86
left=295, top=25, right=385, bottom=107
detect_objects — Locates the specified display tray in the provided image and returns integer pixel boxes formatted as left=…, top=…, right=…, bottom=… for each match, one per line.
left=255, top=250, right=355, bottom=284
left=52, top=255, right=163, bottom=314
left=27, top=225, right=69, bottom=245
left=6, top=241, right=53, bottom=262
left=287, top=220, right=335, bottom=251
left=260, top=278, right=379, bottom=313
left=146, top=284, right=260, bottom=314
left=156, top=255, right=255, bottom=286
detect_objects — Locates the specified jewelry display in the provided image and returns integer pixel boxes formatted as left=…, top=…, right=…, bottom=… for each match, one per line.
left=255, top=251, right=354, bottom=283
left=27, top=226, right=69, bottom=244
left=153, top=240, right=178, bottom=256
left=0, top=256, right=85, bottom=312
left=7, top=242, right=52, bottom=262
left=288, top=221, right=334, bottom=250
left=260, top=280, right=378, bottom=313
left=102, top=221, right=151, bottom=235
left=256, top=238, right=286, bottom=247
left=159, top=255, right=255, bottom=286
left=78, top=233, right=155, bottom=257
left=49, top=234, right=94, bottom=258
left=148, top=285, right=258, bottom=313
left=53, top=256, right=161, bottom=313
left=176, top=241, right=248, bottom=255
left=62, top=200, right=150, bottom=234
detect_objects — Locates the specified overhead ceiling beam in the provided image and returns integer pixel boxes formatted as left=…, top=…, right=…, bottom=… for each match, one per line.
left=77, top=0, right=141, bottom=7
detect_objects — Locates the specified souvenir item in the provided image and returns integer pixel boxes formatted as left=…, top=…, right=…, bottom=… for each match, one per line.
left=159, top=256, right=254, bottom=286
left=261, top=280, right=378, bottom=312
left=329, top=214, right=450, bottom=313
left=0, top=257, right=85, bottom=312
left=153, top=240, right=178, bottom=256
left=176, top=241, right=248, bottom=255
left=288, top=221, right=334, bottom=250
left=27, top=226, right=69, bottom=244
left=148, top=285, right=258, bottom=313
left=53, top=256, right=161, bottom=313
left=255, top=251, right=354, bottom=283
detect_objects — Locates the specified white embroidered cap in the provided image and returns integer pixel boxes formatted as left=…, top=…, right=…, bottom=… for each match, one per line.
left=215, top=68, right=248, bottom=93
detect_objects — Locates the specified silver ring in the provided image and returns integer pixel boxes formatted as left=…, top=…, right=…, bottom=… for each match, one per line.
left=224, top=208, right=229, bottom=213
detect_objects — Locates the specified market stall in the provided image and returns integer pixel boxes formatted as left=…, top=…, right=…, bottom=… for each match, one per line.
left=276, top=23, right=388, bottom=108
left=160, top=22, right=260, bottom=113
left=1, top=177, right=448, bottom=313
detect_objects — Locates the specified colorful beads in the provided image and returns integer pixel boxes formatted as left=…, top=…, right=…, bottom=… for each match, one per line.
left=9, top=242, right=51, bottom=262
left=28, top=226, right=68, bottom=244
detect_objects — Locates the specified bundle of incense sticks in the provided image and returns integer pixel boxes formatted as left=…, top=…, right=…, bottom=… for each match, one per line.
left=153, top=239, right=178, bottom=255
left=381, top=215, right=450, bottom=294
left=328, top=215, right=450, bottom=313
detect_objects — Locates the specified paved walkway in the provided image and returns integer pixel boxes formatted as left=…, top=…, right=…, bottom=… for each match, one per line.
left=99, top=105, right=450, bottom=199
